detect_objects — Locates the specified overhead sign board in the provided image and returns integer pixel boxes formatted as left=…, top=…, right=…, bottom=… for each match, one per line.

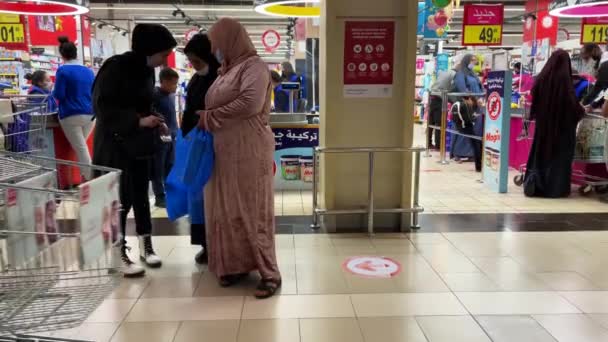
left=462, top=4, right=504, bottom=46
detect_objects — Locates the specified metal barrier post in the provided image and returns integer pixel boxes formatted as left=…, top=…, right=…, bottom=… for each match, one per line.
left=310, top=147, right=320, bottom=230
left=439, top=90, right=449, bottom=164
left=412, top=150, right=421, bottom=229
left=424, top=100, right=431, bottom=157
left=367, top=151, right=375, bottom=236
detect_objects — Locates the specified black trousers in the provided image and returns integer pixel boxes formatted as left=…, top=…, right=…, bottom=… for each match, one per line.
left=120, top=158, right=153, bottom=240
left=460, top=125, right=482, bottom=172
left=428, top=96, right=442, bottom=148
left=191, top=222, right=206, bottom=248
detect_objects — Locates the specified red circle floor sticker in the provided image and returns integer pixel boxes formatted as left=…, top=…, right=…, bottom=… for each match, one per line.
left=343, top=256, right=402, bottom=278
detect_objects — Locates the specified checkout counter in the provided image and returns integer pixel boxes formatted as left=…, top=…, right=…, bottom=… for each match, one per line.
left=271, top=82, right=319, bottom=191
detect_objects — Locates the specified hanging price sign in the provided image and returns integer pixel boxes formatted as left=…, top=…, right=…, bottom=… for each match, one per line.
left=581, top=18, right=608, bottom=44
left=0, top=23, right=25, bottom=44
left=462, top=3, right=504, bottom=46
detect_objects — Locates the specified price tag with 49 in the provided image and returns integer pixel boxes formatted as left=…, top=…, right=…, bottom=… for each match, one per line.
left=463, top=25, right=502, bottom=46
left=0, top=24, right=25, bottom=44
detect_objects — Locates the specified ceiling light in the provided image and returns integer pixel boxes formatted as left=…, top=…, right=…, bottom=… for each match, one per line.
left=254, top=0, right=320, bottom=18
left=0, top=0, right=89, bottom=16
left=549, top=0, right=608, bottom=18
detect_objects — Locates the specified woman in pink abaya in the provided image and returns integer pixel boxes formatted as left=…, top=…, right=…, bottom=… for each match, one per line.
left=197, top=18, right=281, bottom=299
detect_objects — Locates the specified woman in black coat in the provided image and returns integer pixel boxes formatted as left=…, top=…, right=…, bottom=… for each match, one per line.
left=92, top=24, right=177, bottom=277
left=181, top=33, right=220, bottom=264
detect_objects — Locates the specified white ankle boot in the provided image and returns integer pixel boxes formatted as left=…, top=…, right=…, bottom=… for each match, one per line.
left=113, top=241, right=145, bottom=278
left=139, top=235, right=162, bottom=268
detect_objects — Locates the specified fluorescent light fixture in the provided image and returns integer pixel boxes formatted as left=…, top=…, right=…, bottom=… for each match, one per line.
left=0, top=0, right=89, bottom=15
left=254, top=0, right=320, bottom=18
left=549, top=0, right=608, bottom=18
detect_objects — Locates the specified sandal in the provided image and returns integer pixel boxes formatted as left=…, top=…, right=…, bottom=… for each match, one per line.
left=254, top=279, right=282, bottom=299
left=219, top=273, right=248, bottom=287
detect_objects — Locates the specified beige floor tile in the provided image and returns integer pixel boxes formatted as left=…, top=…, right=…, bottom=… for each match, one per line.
left=140, top=276, right=200, bottom=298
left=300, top=318, right=364, bottom=342
left=408, top=233, right=448, bottom=245
left=536, top=272, right=599, bottom=291
left=440, top=273, right=501, bottom=292
left=297, top=264, right=349, bottom=294
left=351, top=293, right=466, bottom=317
left=559, top=291, right=608, bottom=313
left=241, top=294, right=354, bottom=319
left=144, top=262, right=203, bottom=278
left=126, top=297, right=244, bottom=322
left=50, top=323, right=120, bottom=342
left=237, top=319, right=300, bottom=342
left=588, top=314, right=608, bottom=330
left=173, top=320, right=240, bottom=342
left=110, top=322, right=180, bottom=342
left=533, top=314, right=608, bottom=342
left=475, top=315, right=557, bottom=342
left=109, top=278, right=150, bottom=299
left=86, top=299, right=137, bottom=323
left=194, top=271, right=261, bottom=297
left=358, top=317, right=427, bottom=342
left=416, top=316, right=492, bottom=342
left=455, top=292, right=581, bottom=315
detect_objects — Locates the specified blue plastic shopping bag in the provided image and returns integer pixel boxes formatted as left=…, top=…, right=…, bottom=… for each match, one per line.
left=166, top=129, right=214, bottom=222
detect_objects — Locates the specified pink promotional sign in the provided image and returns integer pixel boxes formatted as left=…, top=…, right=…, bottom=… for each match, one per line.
left=343, top=21, right=395, bottom=98
left=464, top=3, right=504, bottom=25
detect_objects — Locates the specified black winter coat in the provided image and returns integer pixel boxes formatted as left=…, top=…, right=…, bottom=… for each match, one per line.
left=92, top=52, right=156, bottom=169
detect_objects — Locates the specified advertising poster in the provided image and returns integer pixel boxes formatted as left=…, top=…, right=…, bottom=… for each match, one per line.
left=417, top=2, right=425, bottom=36
left=422, top=0, right=450, bottom=40
left=462, top=4, right=504, bottom=46
left=78, top=172, right=120, bottom=267
left=484, top=70, right=512, bottom=193
left=5, top=172, right=56, bottom=268
left=523, top=0, right=559, bottom=45
left=581, top=17, right=608, bottom=44
left=343, top=21, right=395, bottom=98
left=273, top=127, right=319, bottom=191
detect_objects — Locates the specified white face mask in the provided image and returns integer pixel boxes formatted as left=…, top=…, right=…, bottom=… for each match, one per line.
left=468, top=63, right=475, bottom=70
left=196, top=65, right=209, bottom=76
left=214, top=49, right=224, bottom=63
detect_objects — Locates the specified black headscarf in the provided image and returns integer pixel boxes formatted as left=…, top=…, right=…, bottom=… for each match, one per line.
left=181, top=34, right=220, bottom=136
left=132, top=24, right=177, bottom=56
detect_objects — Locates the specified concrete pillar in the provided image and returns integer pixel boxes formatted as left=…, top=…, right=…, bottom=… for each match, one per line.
left=319, top=0, right=418, bottom=231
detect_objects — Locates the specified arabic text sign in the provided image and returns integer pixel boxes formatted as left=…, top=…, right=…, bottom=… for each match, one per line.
left=462, top=3, right=504, bottom=46
left=581, top=17, right=608, bottom=44
left=343, top=256, right=402, bottom=278
left=483, top=70, right=512, bottom=194
left=274, top=127, right=319, bottom=151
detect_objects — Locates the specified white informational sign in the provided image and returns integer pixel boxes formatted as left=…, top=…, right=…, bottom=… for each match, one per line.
left=342, top=256, right=402, bottom=278
left=78, top=172, right=120, bottom=267
left=5, top=172, right=56, bottom=267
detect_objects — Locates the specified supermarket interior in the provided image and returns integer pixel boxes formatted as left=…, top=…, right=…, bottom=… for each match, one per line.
left=5, top=0, right=608, bottom=341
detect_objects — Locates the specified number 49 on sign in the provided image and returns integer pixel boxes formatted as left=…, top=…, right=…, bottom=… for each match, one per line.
left=463, top=25, right=502, bottom=45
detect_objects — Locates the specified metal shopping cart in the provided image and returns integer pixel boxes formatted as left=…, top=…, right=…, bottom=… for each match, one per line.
left=0, top=151, right=122, bottom=341
left=0, top=94, right=54, bottom=155
left=513, top=112, right=608, bottom=195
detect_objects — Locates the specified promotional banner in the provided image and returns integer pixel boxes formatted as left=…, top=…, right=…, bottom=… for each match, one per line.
left=422, top=0, right=452, bottom=40
left=0, top=14, right=27, bottom=51
left=343, top=21, right=395, bottom=98
left=273, top=126, right=319, bottom=190
left=523, top=0, right=559, bottom=45
left=78, top=172, right=120, bottom=267
left=5, top=172, right=56, bottom=267
left=28, top=15, right=77, bottom=46
left=484, top=71, right=512, bottom=193
left=581, top=17, right=608, bottom=44
left=462, top=3, right=504, bottom=46
left=417, top=2, right=425, bottom=36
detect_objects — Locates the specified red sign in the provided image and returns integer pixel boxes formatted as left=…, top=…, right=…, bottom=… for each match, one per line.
left=523, top=0, right=559, bottom=45
left=462, top=4, right=504, bottom=46
left=0, top=15, right=28, bottom=51
left=343, top=21, right=395, bottom=98
left=6, top=189, right=17, bottom=207
left=262, top=29, right=281, bottom=52
left=81, top=16, right=91, bottom=48
left=343, top=256, right=401, bottom=278
left=28, top=15, right=77, bottom=46
left=581, top=17, right=608, bottom=44
left=80, top=184, right=90, bottom=205
left=487, top=92, right=502, bottom=121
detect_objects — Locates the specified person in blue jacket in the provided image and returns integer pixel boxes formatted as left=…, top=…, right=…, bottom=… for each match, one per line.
left=281, top=61, right=301, bottom=111
left=26, top=70, right=57, bottom=112
left=52, top=36, right=96, bottom=180
left=271, top=70, right=290, bottom=112
left=451, top=54, right=483, bottom=161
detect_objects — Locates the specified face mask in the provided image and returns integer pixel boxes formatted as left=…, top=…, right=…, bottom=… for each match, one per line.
left=468, top=63, right=475, bottom=70
left=196, top=65, right=209, bottom=76
left=214, top=49, right=224, bottom=63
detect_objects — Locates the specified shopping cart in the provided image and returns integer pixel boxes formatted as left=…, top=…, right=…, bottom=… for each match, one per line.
left=0, top=94, right=54, bottom=155
left=513, top=112, right=608, bottom=195
left=0, top=151, right=122, bottom=340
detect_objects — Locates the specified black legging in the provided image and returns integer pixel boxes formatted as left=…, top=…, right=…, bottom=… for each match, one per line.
left=120, top=158, right=152, bottom=241
left=459, top=124, right=482, bottom=172
left=428, top=96, right=442, bottom=148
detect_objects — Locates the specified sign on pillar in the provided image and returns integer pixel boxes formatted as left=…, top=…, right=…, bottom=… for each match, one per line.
left=483, top=70, right=512, bottom=193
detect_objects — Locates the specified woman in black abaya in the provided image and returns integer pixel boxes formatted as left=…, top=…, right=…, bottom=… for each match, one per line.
left=524, top=50, right=585, bottom=198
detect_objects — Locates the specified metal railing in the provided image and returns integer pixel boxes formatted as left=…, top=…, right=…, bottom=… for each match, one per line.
left=427, top=90, right=486, bottom=164
left=310, top=146, right=425, bottom=235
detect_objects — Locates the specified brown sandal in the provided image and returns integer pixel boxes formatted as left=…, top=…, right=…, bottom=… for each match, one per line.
left=254, top=279, right=282, bottom=299
left=219, top=273, right=248, bottom=287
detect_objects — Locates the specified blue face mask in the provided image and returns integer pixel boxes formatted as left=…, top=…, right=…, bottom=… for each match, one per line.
left=214, top=49, right=224, bottom=63
left=468, top=63, right=475, bottom=70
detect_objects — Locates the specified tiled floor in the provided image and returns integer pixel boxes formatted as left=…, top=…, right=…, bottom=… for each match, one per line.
left=39, top=231, right=608, bottom=341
